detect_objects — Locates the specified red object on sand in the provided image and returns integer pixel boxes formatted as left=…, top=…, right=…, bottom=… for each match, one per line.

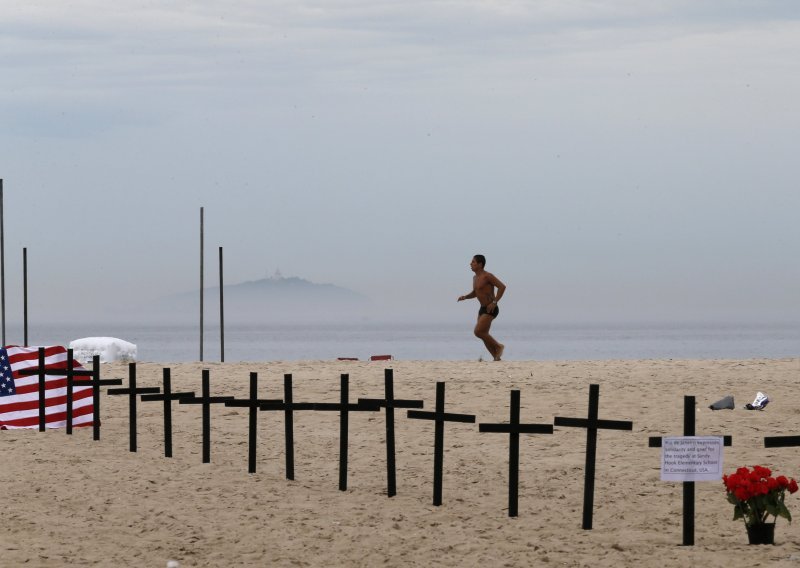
left=370, top=355, right=393, bottom=361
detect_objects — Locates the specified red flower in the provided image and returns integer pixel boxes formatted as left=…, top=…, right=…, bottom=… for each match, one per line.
left=753, top=465, right=772, bottom=478
left=724, top=473, right=740, bottom=491
left=724, top=465, right=797, bottom=527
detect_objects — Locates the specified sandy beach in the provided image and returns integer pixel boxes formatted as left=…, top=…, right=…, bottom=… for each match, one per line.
left=4, top=358, right=800, bottom=567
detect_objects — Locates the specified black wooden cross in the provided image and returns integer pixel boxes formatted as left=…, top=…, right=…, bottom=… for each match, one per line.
left=479, top=390, right=554, bottom=517
left=179, top=369, right=234, bottom=463
left=107, top=362, right=161, bottom=452
left=16, top=347, right=94, bottom=433
left=407, top=381, right=476, bottom=506
left=553, top=383, right=633, bottom=529
left=314, top=373, right=380, bottom=491
left=648, top=395, right=732, bottom=546
left=140, top=368, right=196, bottom=457
left=358, top=368, right=424, bottom=497
left=259, top=374, right=315, bottom=480
left=224, top=372, right=282, bottom=473
left=765, top=435, right=800, bottom=449
left=70, top=355, right=123, bottom=440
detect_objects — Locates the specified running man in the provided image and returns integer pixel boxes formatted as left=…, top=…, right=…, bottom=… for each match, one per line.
left=457, top=254, right=506, bottom=361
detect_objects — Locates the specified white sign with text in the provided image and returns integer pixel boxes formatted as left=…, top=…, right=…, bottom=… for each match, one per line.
left=661, top=436, right=724, bottom=482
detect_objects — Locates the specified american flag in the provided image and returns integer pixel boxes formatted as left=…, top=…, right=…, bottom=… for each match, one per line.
left=0, top=345, right=94, bottom=429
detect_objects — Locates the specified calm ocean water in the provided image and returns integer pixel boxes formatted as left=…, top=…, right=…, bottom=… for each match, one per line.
left=6, top=322, right=799, bottom=362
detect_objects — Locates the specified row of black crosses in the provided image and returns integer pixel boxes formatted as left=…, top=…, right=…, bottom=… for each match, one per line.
left=20, top=348, right=800, bottom=546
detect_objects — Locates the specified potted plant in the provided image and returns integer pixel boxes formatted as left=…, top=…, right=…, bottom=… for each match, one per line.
left=723, top=465, right=798, bottom=544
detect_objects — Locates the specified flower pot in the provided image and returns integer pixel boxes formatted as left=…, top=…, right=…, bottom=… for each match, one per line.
left=746, top=522, right=775, bottom=545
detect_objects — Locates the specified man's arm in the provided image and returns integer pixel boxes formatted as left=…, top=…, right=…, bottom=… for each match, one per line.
left=488, top=274, right=506, bottom=304
left=457, top=291, right=476, bottom=302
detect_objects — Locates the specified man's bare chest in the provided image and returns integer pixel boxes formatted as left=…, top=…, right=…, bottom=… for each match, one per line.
left=473, top=274, right=492, bottom=291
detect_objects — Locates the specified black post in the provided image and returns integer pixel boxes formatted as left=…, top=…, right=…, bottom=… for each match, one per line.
left=284, top=374, right=296, bottom=479
left=339, top=374, right=350, bottom=491
left=219, top=246, right=224, bottom=363
left=509, top=391, right=521, bottom=514
left=160, top=369, right=175, bottom=457
left=90, top=355, right=101, bottom=440
left=479, top=390, right=554, bottom=517
left=683, top=395, right=696, bottom=546
left=765, top=436, right=800, bottom=448
left=359, top=369, right=424, bottom=498
left=259, top=375, right=315, bottom=480
left=68, top=355, right=122, bottom=441
left=385, top=370, right=397, bottom=496
left=225, top=372, right=282, bottom=474
left=66, top=349, right=74, bottom=435
left=107, top=363, right=160, bottom=452
left=648, top=399, right=732, bottom=546
left=177, top=369, right=233, bottom=463
left=407, top=382, right=476, bottom=506
left=248, top=372, right=257, bottom=472
left=140, top=369, right=194, bottom=457
left=582, top=384, right=599, bottom=530
left=432, top=383, right=445, bottom=505
left=200, top=207, right=204, bottom=362
left=37, top=347, right=45, bottom=431
left=164, top=369, right=173, bottom=457
left=202, top=370, right=211, bottom=461
left=553, top=384, right=633, bottom=530
left=313, top=374, right=380, bottom=491
left=129, top=363, right=138, bottom=451
left=23, top=247, right=27, bottom=346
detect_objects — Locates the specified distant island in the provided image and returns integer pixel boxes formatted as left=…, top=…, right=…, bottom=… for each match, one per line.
left=215, top=271, right=367, bottom=303
left=153, top=271, right=370, bottom=323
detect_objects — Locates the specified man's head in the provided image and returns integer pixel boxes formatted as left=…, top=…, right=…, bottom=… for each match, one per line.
left=471, top=254, right=486, bottom=272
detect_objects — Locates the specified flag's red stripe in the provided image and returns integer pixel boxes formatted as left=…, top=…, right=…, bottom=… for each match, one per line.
left=0, top=413, right=94, bottom=428
left=12, top=378, right=93, bottom=394
left=7, top=344, right=67, bottom=356
left=0, top=401, right=95, bottom=428
left=0, top=389, right=93, bottom=413
left=6, top=346, right=68, bottom=364
left=44, top=404, right=95, bottom=423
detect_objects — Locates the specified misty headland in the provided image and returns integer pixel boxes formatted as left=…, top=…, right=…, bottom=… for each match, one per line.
left=153, top=271, right=371, bottom=325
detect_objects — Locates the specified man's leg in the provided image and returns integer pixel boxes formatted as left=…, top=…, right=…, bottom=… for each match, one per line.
left=474, top=315, right=503, bottom=360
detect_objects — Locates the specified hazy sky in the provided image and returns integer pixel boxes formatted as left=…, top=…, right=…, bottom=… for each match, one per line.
left=1, top=1, right=798, bottom=325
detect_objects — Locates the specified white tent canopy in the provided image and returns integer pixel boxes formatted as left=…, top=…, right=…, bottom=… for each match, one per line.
left=69, top=337, right=137, bottom=363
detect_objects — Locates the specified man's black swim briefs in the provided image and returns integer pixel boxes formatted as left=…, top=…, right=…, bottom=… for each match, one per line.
left=478, top=305, right=499, bottom=319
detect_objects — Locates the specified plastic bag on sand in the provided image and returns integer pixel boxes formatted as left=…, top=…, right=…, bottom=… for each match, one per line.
left=744, top=391, right=769, bottom=411
left=709, top=395, right=735, bottom=410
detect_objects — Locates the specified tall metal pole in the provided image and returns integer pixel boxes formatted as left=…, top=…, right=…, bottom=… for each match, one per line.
left=23, top=247, right=28, bottom=346
left=200, top=207, right=204, bottom=362
left=0, top=179, right=5, bottom=346
left=219, top=246, right=224, bottom=362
